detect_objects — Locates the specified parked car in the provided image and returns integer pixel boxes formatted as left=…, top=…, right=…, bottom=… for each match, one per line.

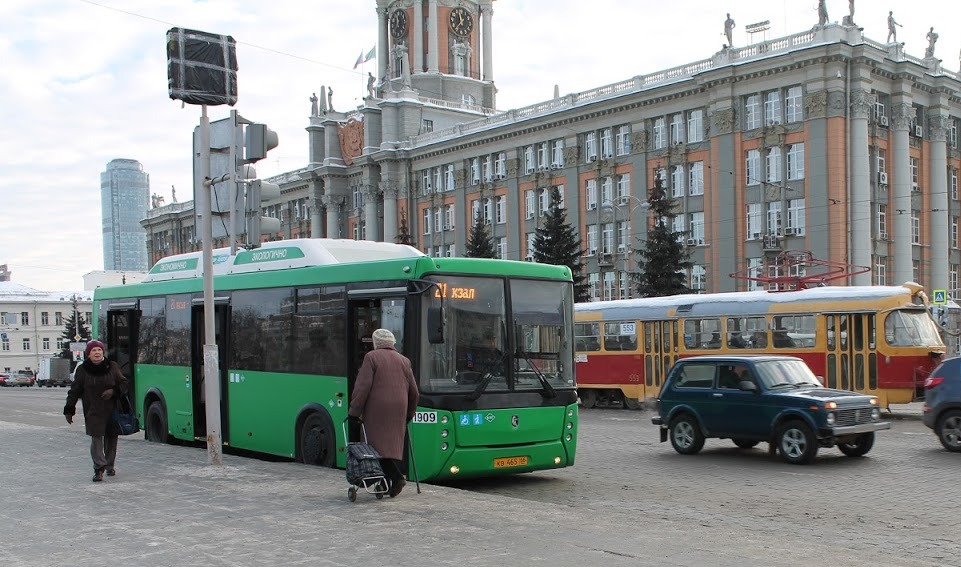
left=652, top=355, right=891, bottom=464
left=5, top=372, right=34, bottom=387
left=0, top=373, right=7, bottom=386
left=922, top=357, right=961, bottom=452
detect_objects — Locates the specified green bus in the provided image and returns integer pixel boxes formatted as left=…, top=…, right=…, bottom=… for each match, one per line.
left=93, top=238, right=578, bottom=480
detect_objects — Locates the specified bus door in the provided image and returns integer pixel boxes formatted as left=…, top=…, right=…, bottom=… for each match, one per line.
left=643, top=320, right=675, bottom=399
left=825, top=312, right=877, bottom=395
left=105, top=302, right=139, bottom=398
left=346, top=287, right=408, bottom=439
left=190, top=299, right=230, bottom=441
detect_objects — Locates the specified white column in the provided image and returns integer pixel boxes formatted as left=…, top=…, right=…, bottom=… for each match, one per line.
left=849, top=89, right=873, bottom=285
left=413, top=1, right=424, bottom=74
left=929, top=113, right=950, bottom=292
left=322, top=194, right=344, bottom=239
left=481, top=4, right=493, bottom=81
left=427, top=0, right=439, bottom=73
left=363, top=186, right=380, bottom=241
left=377, top=7, right=388, bottom=82
left=309, top=179, right=324, bottom=238
left=891, top=102, right=913, bottom=284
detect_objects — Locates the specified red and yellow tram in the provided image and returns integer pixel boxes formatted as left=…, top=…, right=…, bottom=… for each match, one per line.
left=574, top=283, right=945, bottom=409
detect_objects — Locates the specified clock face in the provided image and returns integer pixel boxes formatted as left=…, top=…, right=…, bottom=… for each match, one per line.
left=449, top=7, right=473, bottom=36
left=390, top=9, right=408, bottom=39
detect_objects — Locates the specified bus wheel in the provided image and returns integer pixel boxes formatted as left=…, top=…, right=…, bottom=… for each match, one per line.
left=300, top=412, right=336, bottom=467
left=579, top=390, right=597, bottom=409
left=623, top=397, right=642, bottom=411
left=776, top=420, right=817, bottom=464
left=145, top=402, right=169, bottom=444
left=837, top=432, right=875, bottom=457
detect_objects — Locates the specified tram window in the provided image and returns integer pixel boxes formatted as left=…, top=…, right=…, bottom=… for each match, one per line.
left=603, top=321, right=637, bottom=351
left=727, top=317, right=766, bottom=349
left=772, top=315, right=815, bottom=348
left=684, top=318, right=722, bottom=349
left=575, top=322, right=601, bottom=352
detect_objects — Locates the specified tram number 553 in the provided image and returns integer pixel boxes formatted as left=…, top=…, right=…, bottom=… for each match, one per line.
left=412, top=411, right=438, bottom=424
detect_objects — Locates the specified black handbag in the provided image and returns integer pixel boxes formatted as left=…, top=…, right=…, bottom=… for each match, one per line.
left=111, top=394, right=140, bottom=436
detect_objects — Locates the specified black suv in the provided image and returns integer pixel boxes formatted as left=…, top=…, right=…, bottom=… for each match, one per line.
left=921, top=356, right=961, bottom=452
left=652, top=355, right=890, bottom=464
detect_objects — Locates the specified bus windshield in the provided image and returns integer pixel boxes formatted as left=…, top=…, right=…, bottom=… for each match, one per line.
left=884, top=309, right=943, bottom=347
left=421, top=276, right=574, bottom=395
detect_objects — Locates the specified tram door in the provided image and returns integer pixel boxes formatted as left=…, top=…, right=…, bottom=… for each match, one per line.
left=643, top=320, right=676, bottom=399
left=190, top=299, right=230, bottom=441
left=825, top=313, right=878, bottom=395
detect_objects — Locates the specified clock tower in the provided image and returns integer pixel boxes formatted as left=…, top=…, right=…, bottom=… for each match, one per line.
left=375, top=0, right=496, bottom=110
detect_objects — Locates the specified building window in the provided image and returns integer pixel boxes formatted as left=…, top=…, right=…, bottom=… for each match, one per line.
left=616, top=126, right=630, bottom=156
left=445, top=165, right=455, bottom=191
left=617, top=174, right=631, bottom=201
left=585, top=132, right=597, bottom=162
left=600, top=128, right=613, bottom=158
left=42, top=337, right=50, bottom=350
left=470, top=158, right=480, bottom=185
left=421, top=171, right=432, bottom=195
left=23, top=338, right=30, bottom=351
left=951, top=168, right=959, bottom=201
left=551, top=139, right=565, bottom=167
left=537, top=142, right=549, bottom=169
left=600, top=177, right=613, bottom=205
left=525, top=190, right=536, bottom=219
left=787, top=199, right=805, bottom=235
left=497, top=237, right=507, bottom=259
left=953, top=217, right=959, bottom=249
left=689, top=212, right=705, bottom=243
left=601, top=223, right=614, bottom=254
left=494, top=152, right=506, bottom=179
left=689, top=162, right=704, bottom=196
left=787, top=143, right=805, bottom=180
left=588, top=273, right=600, bottom=302
left=673, top=216, right=686, bottom=243
left=670, top=114, right=684, bottom=145
left=526, top=232, right=536, bottom=258
left=587, top=225, right=598, bottom=255
left=495, top=196, right=506, bottom=224
left=767, top=202, right=782, bottom=235
left=785, top=86, right=803, bottom=123
left=766, top=147, right=782, bottom=183
left=747, top=203, right=762, bottom=240
left=745, top=95, right=761, bottom=130
left=654, top=167, right=667, bottom=189
left=40, top=312, right=49, bottom=326
left=586, top=179, right=597, bottom=210
left=445, top=205, right=455, bottom=230
left=951, top=266, right=959, bottom=296
left=422, top=119, right=433, bottom=133
left=910, top=157, right=920, bottom=190
left=691, top=265, right=706, bottom=291
left=1, top=339, right=8, bottom=351
left=423, top=208, right=431, bottom=235
left=878, top=204, right=887, bottom=238
left=911, top=212, right=920, bottom=244
left=747, top=258, right=763, bottom=291
left=539, top=188, right=551, bottom=215
left=688, top=110, right=703, bottom=143
left=434, top=168, right=444, bottom=193
left=483, top=155, right=493, bottom=182
left=913, top=260, right=920, bottom=284
left=745, top=150, right=760, bottom=186
left=764, top=91, right=781, bottom=125
left=603, top=272, right=616, bottom=301
left=21, top=312, right=29, bottom=325
left=652, top=118, right=666, bottom=149
left=56, top=338, right=64, bottom=350
left=671, top=166, right=685, bottom=198
left=433, top=208, right=443, bottom=234
left=483, top=198, right=493, bottom=224
left=875, top=258, right=887, bottom=285
left=525, top=146, right=535, bottom=174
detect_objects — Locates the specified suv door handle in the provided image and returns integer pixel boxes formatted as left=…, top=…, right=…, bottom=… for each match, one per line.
left=712, top=393, right=723, bottom=398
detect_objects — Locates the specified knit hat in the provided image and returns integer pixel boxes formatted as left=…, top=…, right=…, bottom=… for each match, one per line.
left=85, top=340, right=106, bottom=356
left=371, top=329, right=396, bottom=349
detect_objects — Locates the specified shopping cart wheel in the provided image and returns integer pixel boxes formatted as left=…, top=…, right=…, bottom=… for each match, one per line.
left=348, top=487, right=357, bottom=502
left=375, top=491, right=384, bottom=500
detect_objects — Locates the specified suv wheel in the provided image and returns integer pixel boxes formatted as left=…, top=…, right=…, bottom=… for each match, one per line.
left=935, top=409, right=961, bottom=453
left=776, top=420, right=818, bottom=465
left=837, top=432, right=875, bottom=457
left=669, top=414, right=704, bottom=455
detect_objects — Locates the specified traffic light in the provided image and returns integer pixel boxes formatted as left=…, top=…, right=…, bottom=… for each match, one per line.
left=194, top=111, right=244, bottom=240
left=242, top=123, right=281, bottom=245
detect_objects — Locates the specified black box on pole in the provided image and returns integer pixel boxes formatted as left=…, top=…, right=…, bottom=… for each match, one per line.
left=167, top=27, right=238, bottom=106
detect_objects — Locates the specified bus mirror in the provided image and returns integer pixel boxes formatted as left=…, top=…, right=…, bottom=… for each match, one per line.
left=427, top=307, right=444, bottom=344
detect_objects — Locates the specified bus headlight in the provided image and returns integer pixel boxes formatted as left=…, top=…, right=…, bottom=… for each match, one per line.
left=441, top=442, right=449, bottom=451
left=566, top=433, right=573, bottom=441
left=568, top=409, right=574, bottom=417
left=554, top=456, right=562, bottom=464
left=450, top=465, right=459, bottom=474
left=441, top=415, right=449, bottom=424
left=567, top=422, right=573, bottom=430
left=826, top=412, right=836, bottom=425
left=441, top=429, right=449, bottom=438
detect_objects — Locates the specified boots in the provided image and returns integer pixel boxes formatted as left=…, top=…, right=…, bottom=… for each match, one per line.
left=92, top=468, right=104, bottom=482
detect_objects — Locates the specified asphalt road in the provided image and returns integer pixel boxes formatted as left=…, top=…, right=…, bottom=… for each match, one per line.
left=3, top=387, right=959, bottom=566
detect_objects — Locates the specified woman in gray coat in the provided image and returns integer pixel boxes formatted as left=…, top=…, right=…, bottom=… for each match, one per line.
left=348, top=328, right=419, bottom=497
left=64, top=340, right=129, bottom=482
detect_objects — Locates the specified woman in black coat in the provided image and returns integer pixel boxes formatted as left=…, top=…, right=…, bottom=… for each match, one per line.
left=64, top=340, right=129, bottom=482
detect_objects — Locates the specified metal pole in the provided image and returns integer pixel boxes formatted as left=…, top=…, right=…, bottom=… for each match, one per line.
left=199, top=105, right=223, bottom=466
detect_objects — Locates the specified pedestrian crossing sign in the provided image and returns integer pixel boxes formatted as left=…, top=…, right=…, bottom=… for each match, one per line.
left=933, top=289, right=947, bottom=305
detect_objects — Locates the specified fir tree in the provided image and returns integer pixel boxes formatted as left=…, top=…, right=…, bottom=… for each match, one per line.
left=465, top=211, right=497, bottom=258
left=395, top=209, right=415, bottom=246
left=632, top=174, right=693, bottom=297
left=58, top=309, right=91, bottom=362
left=533, top=187, right=589, bottom=302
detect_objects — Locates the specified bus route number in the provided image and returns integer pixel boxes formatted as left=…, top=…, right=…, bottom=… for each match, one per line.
left=412, top=411, right=437, bottom=424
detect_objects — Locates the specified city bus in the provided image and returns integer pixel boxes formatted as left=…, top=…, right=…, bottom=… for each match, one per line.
left=574, top=283, right=945, bottom=409
left=93, top=238, right=577, bottom=480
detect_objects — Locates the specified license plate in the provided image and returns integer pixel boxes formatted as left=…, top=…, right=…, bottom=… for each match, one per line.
left=493, top=456, right=528, bottom=468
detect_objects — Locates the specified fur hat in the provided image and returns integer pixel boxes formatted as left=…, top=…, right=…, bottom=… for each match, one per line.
left=371, top=328, right=396, bottom=349
left=85, top=340, right=106, bottom=356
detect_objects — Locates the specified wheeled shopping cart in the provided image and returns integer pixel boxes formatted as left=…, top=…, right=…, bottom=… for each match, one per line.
left=343, top=418, right=389, bottom=502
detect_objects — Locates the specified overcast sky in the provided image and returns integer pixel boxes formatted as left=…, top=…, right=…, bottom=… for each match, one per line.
left=2, top=0, right=959, bottom=291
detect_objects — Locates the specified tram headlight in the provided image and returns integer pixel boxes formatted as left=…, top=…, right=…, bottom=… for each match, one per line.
left=826, top=412, right=836, bottom=425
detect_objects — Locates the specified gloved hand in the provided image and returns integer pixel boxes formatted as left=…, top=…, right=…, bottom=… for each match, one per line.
left=65, top=415, right=73, bottom=424
left=100, top=389, right=113, bottom=400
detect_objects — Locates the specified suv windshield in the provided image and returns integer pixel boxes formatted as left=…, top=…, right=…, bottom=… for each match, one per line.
left=753, top=359, right=822, bottom=389
left=419, top=276, right=574, bottom=395
left=884, top=309, right=944, bottom=347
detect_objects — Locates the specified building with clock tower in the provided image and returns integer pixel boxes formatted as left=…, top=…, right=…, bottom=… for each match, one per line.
left=376, top=0, right=495, bottom=110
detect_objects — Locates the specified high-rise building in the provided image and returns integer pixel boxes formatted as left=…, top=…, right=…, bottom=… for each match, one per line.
left=101, top=158, right=149, bottom=271
left=141, top=3, right=961, bottom=302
